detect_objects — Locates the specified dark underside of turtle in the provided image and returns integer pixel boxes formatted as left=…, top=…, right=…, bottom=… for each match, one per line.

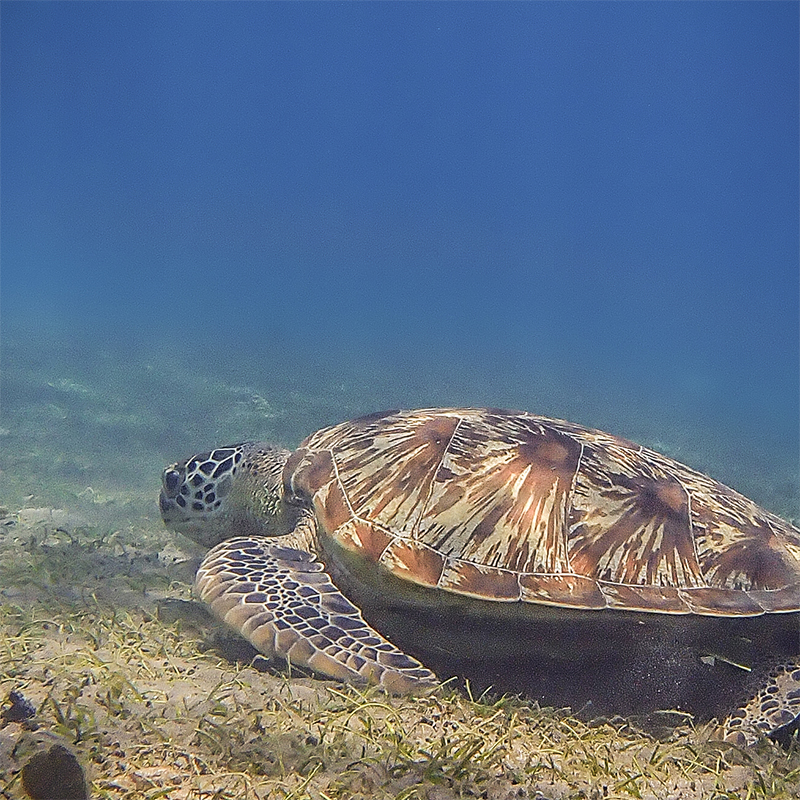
left=330, top=554, right=800, bottom=726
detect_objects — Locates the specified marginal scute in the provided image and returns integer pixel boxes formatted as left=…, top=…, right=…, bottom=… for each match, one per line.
left=439, top=559, right=521, bottom=601
left=313, top=471, right=353, bottom=532
left=678, top=586, right=766, bottom=616
left=379, top=538, right=445, bottom=588
left=598, top=582, right=688, bottom=613
left=334, top=519, right=394, bottom=562
left=519, top=573, right=606, bottom=609
left=283, top=447, right=330, bottom=503
left=747, top=583, right=800, bottom=613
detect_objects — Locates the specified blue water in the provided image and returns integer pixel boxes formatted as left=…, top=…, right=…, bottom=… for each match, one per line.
left=1, top=2, right=798, bottom=523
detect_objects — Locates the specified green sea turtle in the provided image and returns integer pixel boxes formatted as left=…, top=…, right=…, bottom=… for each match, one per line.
left=159, top=407, right=800, bottom=745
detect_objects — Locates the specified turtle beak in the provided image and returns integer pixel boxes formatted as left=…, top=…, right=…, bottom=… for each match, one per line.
left=159, top=465, right=186, bottom=525
left=162, top=466, right=183, bottom=498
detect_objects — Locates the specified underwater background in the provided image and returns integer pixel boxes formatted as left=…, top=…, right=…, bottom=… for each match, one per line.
left=2, top=1, right=798, bottom=526
left=1, top=4, right=800, bottom=797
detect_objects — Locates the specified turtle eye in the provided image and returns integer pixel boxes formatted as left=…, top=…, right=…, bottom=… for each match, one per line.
left=164, top=469, right=183, bottom=497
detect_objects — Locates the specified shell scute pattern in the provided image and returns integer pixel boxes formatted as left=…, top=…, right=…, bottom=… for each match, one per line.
left=421, top=414, right=581, bottom=575
left=287, top=408, right=800, bottom=616
left=332, top=411, right=460, bottom=534
left=567, top=439, right=703, bottom=590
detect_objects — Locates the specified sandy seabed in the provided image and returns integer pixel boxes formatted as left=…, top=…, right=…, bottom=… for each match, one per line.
left=0, top=504, right=799, bottom=799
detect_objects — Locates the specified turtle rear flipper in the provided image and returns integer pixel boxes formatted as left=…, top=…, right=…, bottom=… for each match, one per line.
left=723, top=661, right=800, bottom=746
left=196, top=536, right=439, bottom=693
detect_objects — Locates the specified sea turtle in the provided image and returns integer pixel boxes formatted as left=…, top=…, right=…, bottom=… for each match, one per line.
left=159, top=407, right=800, bottom=745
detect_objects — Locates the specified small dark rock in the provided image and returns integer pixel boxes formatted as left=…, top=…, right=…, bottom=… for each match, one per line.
left=21, top=744, right=88, bottom=800
left=1, top=690, right=36, bottom=723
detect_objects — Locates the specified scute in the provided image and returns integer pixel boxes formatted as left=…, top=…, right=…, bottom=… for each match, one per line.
left=286, top=408, right=800, bottom=615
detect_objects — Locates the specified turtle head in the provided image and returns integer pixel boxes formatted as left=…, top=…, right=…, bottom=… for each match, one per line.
left=159, top=442, right=294, bottom=548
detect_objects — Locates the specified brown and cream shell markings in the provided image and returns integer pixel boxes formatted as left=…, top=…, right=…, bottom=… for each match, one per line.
left=159, top=408, right=800, bottom=746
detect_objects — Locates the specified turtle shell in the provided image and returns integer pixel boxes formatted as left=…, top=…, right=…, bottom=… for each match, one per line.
left=283, top=408, right=800, bottom=617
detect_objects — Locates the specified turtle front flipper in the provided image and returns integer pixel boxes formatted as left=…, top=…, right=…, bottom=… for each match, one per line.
left=722, top=661, right=800, bottom=746
left=195, top=536, right=439, bottom=693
